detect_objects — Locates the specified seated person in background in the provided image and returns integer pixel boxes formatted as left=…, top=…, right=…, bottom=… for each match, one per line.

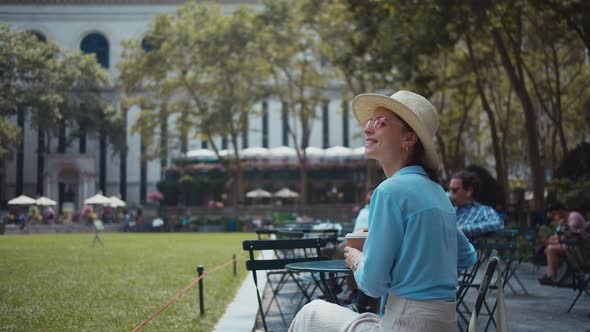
left=539, top=202, right=586, bottom=285
left=352, top=186, right=376, bottom=232
left=449, top=170, right=503, bottom=239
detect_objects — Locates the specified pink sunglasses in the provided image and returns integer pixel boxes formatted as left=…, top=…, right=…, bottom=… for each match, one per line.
left=363, top=116, right=405, bottom=130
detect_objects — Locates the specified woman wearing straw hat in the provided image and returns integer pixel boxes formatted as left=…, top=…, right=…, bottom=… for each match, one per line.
left=289, top=91, right=477, bottom=331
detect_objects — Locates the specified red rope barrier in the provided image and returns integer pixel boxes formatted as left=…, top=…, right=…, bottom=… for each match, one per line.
left=131, top=255, right=240, bottom=332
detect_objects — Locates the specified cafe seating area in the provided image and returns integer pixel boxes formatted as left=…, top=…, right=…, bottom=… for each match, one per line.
left=242, top=226, right=589, bottom=332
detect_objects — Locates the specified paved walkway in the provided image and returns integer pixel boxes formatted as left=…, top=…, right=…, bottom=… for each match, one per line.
left=218, top=259, right=589, bottom=331
left=213, top=250, right=274, bottom=332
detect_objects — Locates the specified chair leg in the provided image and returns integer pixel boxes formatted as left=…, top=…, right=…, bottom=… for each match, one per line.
left=567, top=276, right=590, bottom=313
left=483, top=299, right=497, bottom=332
left=510, top=271, right=529, bottom=295
left=506, top=259, right=529, bottom=295
left=567, top=289, right=583, bottom=313
left=264, top=274, right=289, bottom=326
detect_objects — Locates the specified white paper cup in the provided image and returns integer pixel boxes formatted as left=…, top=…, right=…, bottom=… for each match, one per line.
left=345, top=232, right=368, bottom=251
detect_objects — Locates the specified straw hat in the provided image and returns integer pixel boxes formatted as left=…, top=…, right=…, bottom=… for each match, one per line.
left=352, top=90, right=440, bottom=170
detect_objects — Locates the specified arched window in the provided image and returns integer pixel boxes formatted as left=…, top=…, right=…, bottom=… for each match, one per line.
left=141, top=38, right=156, bottom=52
left=27, top=31, right=46, bottom=42
left=80, top=33, right=109, bottom=68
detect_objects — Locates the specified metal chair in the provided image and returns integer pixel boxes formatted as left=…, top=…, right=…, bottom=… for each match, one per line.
left=561, top=234, right=590, bottom=315
left=478, top=230, right=525, bottom=295
left=456, top=249, right=483, bottom=328
left=468, top=250, right=502, bottom=332
left=243, top=238, right=328, bottom=332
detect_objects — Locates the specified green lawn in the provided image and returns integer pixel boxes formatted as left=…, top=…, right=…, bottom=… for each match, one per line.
left=0, top=233, right=255, bottom=332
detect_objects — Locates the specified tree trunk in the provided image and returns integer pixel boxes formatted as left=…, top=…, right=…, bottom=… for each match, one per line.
left=297, top=101, right=311, bottom=206
left=551, top=45, right=568, bottom=154
left=37, top=125, right=44, bottom=195
left=551, top=127, right=557, bottom=172
left=16, top=108, right=24, bottom=196
left=466, top=34, right=508, bottom=206
left=159, top=102, right=168, bottom=174
left=436, top=133, right=450, bottom=180
left=451, top=96, right=472, bottom=173
left=230, top=127, right=245, bottom=206
left=139, top=132, right=146, bottom=204
left=0, top=158, right=5, bottom=204
left=499, top=89, right=513, bottom=208
left=491, top=27, right=545, bottom=211
left=300, top=161, right=308, bottom=205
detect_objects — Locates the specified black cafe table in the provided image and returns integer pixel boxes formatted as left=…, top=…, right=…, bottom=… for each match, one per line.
left=285, top=260, right=351, bottom=304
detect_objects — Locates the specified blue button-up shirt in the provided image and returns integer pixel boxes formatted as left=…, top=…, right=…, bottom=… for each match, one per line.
left=354, top=166, right=477, bottom=302
left=456, top=202, right=503, bottom=237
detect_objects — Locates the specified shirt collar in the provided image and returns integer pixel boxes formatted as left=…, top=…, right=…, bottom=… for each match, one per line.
left=393, top=165, right=428, bottom=178
left=456, top=201, right=479, bottom=211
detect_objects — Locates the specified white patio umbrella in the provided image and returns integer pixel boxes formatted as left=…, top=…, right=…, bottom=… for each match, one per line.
left=241, top=147, right=270, bottom=160
left=269, top=146, right=297, bottom=159
left=84, top=193, right=111, bottom=205
left=324, top=146, right=354, bottom=160
left=246, top=188, right=273, bottom=198
left=36, top=196, right=57, bottom=206
left=8, top=195, right=36, bottom=205
left=351, top=146, right=366, bottom=159
left=274, top=188, right=300, bottom=199
left=186, top=149, right=218, bottom=162
left=218, top=148, right=236, bottom=159
left=305, top=147, right=325, bottom=162
left=108, top=196, right=127, bottom=208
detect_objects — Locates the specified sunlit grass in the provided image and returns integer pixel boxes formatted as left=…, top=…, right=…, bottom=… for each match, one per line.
left=0, top=233, right=254, bottom=332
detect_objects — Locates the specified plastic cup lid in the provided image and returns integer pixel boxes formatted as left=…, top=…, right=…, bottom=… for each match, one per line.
left=345, top=233, right=368, bottom=238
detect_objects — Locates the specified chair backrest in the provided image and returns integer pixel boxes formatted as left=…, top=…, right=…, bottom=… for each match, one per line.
left=243, top=238, right=327, bottom=271
left=473, top=250, right=499, bottom=318
left=490, top=229, right=519, bottom=238
left=564, top=234, right=590, bottom=273
left=476, top=230, right=517, bottom=258
left=243, top=238, right=328, bottom=332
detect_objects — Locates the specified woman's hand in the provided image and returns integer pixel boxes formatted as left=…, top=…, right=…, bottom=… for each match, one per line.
left=344, top=246, right=363, bottom=271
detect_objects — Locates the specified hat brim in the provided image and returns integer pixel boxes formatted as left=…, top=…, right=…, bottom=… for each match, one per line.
left=352, top=93, right=440, bottom=171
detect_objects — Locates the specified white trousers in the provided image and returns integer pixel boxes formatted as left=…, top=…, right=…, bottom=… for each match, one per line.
left=289, top=293, right=456, bottom=332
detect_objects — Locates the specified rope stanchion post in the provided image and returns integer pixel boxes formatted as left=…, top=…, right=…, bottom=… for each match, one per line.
left=233, top=254, right=236, bottom=277
left=197, top=265, right=205, bottom=316
left=132, top=257, right=237, bottom=332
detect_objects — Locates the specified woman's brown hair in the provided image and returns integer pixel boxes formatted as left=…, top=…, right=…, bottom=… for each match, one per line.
left=396, top=116, right=441, bottom=185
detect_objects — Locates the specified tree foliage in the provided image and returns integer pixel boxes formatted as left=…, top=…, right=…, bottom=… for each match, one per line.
left=120, top=4, right=272, bottom=204
left=0, top=24, right=122, bottom=159
left=119, top=0, right=589, bottom=211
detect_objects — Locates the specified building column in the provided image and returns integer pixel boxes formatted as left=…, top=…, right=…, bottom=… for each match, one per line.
left=99, top=131, right=107, bottom=194
left=37, top=125, right=45, bottom=195
left=342, top=100, right=349, bottom=147
left=322, top=102, right=330, bottom=148
left=44, top=173, right=52, bottom=202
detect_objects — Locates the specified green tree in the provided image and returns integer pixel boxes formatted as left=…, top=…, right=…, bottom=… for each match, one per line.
left=121, top=4, right=270, bottom=205
left=257, top=0, right=329, bottom=204
left=0, top=24, right=119, bottom=200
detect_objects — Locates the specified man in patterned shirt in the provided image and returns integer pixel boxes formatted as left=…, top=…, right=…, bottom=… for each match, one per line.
left=449, top=170, right=503, bottom=239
